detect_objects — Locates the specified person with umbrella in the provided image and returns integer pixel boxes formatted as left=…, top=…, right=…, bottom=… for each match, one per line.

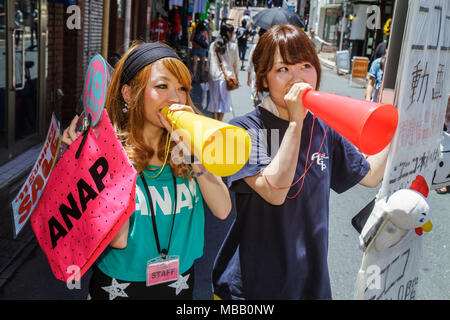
left=212, top=24, right=388, bottom=300
left=252, top=7, right=304, bottom=31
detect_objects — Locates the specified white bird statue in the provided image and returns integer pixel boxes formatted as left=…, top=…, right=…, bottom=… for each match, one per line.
left=360, top=175, right=433, bottom=252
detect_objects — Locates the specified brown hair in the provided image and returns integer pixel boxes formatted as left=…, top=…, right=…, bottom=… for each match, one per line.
left=105, top=41, right=198, bottom=178
left=252, top=24, right=322, bottom=95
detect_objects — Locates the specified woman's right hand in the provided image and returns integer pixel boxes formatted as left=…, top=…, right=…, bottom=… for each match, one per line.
left=284, top=82, right=312, bottom=123
left=61, top=115, right=82, bottom=146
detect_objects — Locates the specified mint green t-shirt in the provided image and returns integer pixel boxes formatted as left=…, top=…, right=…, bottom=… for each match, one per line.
left=96, top=165, right=205, bottom=281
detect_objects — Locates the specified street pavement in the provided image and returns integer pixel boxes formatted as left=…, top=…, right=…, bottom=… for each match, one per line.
left=0, top=40, right=448, bottom=300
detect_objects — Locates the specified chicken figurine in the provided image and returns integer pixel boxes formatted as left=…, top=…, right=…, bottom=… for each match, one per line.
left=359, top=175, right=433, bottom=252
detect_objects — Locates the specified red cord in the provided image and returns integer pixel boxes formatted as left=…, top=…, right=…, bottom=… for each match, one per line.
left=263, top=117, right=329, bottom=200
left=264, top=116, right=316, bottom=190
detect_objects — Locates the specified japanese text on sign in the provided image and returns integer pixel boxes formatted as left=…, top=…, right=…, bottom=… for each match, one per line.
left=12, top=115, right=61, bottom=237
left=379, top=0, right=450, bottom=199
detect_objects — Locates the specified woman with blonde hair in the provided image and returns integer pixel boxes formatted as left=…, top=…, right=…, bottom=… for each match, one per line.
left=63, top=42, right=231, bottom=299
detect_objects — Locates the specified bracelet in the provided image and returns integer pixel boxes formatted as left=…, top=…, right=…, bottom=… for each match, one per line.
left=193, top=170, right=205, bottom=177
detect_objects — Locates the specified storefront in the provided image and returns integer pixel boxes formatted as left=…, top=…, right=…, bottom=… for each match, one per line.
left=321, top=4, right=341, bottom=45
left=362, top=0, right=394, bottom=59
left=0, top=0, right=49, bottom=287
left=0, top=0, right=47, bottom=166
left=347, top=0, right=394, bottom=60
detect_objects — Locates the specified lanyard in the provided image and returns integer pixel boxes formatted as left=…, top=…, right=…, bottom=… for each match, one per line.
left=139, top=171, right=177, bottom=259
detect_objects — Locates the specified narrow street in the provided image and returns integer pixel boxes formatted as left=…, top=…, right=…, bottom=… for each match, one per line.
left=1, top=48, right=447, bottom=300
left=0, top=4, right=448, bottom=301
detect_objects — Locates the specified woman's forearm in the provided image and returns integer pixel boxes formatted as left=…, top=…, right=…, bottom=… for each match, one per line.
left=359, top=145, right=390, bottom=188
left=192, top=164, right=231, bottom=220
left=244, top=121, right=303, bottom=205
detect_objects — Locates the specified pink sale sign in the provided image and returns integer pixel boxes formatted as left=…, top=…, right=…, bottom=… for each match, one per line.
left=83, top=55, right=109, bottom=126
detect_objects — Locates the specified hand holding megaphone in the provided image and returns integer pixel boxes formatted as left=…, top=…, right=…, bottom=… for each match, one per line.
left=157, top=104, right=199, bottom=167
left=284, top=82, right=313, bottom=124
left=157, top=104, right=193, bottom=142
left=160, top=105, right=252, bottom=177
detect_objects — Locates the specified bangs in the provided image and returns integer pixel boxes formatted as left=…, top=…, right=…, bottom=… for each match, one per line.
left=160, top=57, right=199, bottom=113
left=161, top=57, right=192, bottom=92
left=277, top=28, right=317, bottom=65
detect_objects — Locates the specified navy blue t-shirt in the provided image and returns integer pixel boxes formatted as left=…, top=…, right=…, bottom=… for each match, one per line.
left=212, top=107, right=370, bottom=300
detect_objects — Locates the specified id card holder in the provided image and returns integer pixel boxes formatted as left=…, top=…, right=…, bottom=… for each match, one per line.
left=146, top=255, right=179, bottom=287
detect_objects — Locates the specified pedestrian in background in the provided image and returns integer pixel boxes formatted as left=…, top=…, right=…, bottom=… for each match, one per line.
left=62, top=42, right=231, bottom=300
left=206, top=23, right=239, bottom=121
left=247, top=28, right=267, bottom=107
left=168, top=5, right=182, bottom=51
left=220, top=4, right=229, bottom=25
left=236, top=19, right=249, bottom=71
left=190, top=20, right=209, bottom=82
left=308, top=29, right=332, bottom=53
left=241, top=9, right=254, bottom=43
left=242, top=8, right=253, bottom=34
left=369, top=41, right=387, bottom=65
left=212, top=24, right=389, bottom=300
left=365, top=51, right=386, bottom=102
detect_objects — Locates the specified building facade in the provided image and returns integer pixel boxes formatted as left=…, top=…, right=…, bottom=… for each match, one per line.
left=306, top=0, right=394, bottom=58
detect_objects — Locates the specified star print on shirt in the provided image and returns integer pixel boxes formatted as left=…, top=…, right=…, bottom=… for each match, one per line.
left=101, top=278, right=131, bottom=300
left=168, top=273, right=190, bottom=295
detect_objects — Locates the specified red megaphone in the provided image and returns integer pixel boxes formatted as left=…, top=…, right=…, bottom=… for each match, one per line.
left=302, top=89, right=398, bottom=155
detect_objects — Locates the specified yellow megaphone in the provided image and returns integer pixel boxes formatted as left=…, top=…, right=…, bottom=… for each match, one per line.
left=161, top=106, right=252, bottom=177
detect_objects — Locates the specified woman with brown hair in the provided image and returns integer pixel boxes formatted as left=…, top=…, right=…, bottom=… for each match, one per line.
left=206, top=23, right=240, bottom=121
left=212, top=25, right=388, bottom=300
left=63, top=42, right=231, bottom=299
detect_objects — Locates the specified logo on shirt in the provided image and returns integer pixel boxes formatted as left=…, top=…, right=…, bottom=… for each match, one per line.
left=135, top=179, right=199, bottom=216
left=311, top=152, right=329, bottom=171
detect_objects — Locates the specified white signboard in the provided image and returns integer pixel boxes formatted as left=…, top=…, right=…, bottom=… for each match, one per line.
left=379, top=0, right=450, bottom=199
left=11, top=114, right=61, bottom=237
left=336, top=50, right=350, bottom=70
left=356, top=0, right=449, bottom=300
left=356, top=231, right=421, bottom=300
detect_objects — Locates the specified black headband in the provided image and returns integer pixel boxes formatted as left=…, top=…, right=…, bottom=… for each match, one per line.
left=120, top=42, right=181, bottom=88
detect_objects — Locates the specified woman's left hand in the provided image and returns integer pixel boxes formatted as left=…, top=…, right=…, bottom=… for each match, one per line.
left=158, top=105, right=231, bottom=219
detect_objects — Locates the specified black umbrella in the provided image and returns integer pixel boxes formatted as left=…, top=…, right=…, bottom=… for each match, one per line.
left=253, top=7, right=305, bottom=30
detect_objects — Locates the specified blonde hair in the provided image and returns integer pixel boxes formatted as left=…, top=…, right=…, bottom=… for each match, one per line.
left=105, top=42, right=199, bottom=178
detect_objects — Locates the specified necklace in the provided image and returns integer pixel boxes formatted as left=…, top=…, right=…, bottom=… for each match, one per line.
left=143, top=125, right=173, bottom=179
left=139, top=171, right=177, bottom=258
